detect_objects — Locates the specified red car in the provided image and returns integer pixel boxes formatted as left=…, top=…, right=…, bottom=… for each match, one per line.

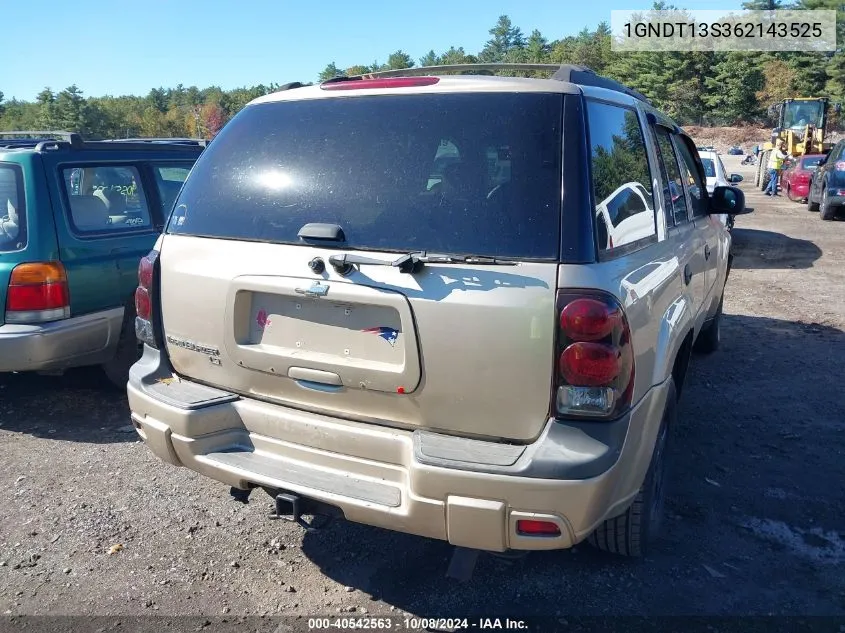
left=781, top=154, right=826, bottom=202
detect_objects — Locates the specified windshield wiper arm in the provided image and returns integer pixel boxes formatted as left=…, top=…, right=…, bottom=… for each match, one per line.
left=328, top=252, right=426, bottom=274
left=328, top=253, right=396, bottom=274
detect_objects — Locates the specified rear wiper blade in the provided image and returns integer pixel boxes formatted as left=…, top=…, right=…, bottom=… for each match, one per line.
left=328, top=251, right=517, bottom=276
left=407, top=251, right=516, bottom=265
left=399, top=251, right=517, bottom=272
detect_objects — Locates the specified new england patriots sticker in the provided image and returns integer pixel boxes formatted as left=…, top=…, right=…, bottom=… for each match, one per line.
left=362, top=326, right=399, bottom=347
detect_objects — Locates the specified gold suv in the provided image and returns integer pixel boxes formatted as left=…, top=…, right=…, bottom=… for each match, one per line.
left=127, top=64, right=749, bottom=557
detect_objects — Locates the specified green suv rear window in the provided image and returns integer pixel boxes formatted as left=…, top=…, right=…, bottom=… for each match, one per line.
left=0, top=164, right=25, bottom=252
left=167, top=93, right=563, bottom=259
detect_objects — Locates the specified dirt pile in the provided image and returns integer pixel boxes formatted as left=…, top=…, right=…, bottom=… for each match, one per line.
left=684, top=125, right=770, bottom=153
left=686, top=125, right=845, bottom=154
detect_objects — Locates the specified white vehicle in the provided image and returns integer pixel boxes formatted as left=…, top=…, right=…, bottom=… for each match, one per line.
left=699, top=149, right=743, bottom=230
left=594, top=182, right=656, bottom=250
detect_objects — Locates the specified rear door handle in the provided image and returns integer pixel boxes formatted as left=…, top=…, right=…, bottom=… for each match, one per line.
left=288, top=366, right=342, bottom=386
left=684, top=264, right=693, bottom=285
left=704, top=244, right=711, bottom=261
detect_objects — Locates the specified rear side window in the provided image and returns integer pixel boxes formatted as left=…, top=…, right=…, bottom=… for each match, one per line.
left=0, top=164, right=26, bottom=252
left=586, top=100, right=656, bottom=252
left=153, top=163, right=193, bottom=216
left=168, top=93, right=563, bottom=259
left=63, top=165, right=153, bottom=234
left=672, top=138, right=708, bottom=218
left=653, top=128, right=688, bottom=226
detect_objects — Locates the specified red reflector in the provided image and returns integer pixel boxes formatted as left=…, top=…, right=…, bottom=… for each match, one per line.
left=135, top=287, right=151, bottom=320
left=321, top=77, right=440, bottom=91
left=138, top=256, right=153, bottom=289
left=560, top=298, right=620, bottom=341
left=516, top=520, right=561, bottom=536
left=560, top=342, right=620, bottom=386
left=7, top=283, right=69, bottom=312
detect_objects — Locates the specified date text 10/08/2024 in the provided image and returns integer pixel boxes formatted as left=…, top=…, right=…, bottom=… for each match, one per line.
left=307, top=617, right=529, bottom=630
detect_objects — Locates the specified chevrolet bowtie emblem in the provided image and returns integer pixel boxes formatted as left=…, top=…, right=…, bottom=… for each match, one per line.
left=295, top=281, right=330, bottom=297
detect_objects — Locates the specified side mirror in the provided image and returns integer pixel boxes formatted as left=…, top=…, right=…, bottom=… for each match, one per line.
left=818, top=155, right=828, bottom=166
left=729, top=173, right=744, bottom=183
left=710, top=185, right=750, bottom=216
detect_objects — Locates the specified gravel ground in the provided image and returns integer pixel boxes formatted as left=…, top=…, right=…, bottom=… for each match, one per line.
left=1, top=154, right=843, bottom=620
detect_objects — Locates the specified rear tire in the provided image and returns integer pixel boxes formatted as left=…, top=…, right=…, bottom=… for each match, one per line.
left=693, top=295, right=722, bottom=354
left=754, top=157, right=763, bottom=187
left=759, top=152, right=771, bottom=191
left=587, top=379, right=676, bottom=558
left=102, top=301, right=142, bottom=390
left=820, top=187, right=836, bottom=221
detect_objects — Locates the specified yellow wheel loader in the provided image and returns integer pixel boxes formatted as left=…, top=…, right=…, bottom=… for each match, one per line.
left=754, top=97, right=841, bottom=190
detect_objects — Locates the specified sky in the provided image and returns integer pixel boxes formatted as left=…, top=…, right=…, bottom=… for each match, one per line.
left=1, top=0, right=743, bottom=102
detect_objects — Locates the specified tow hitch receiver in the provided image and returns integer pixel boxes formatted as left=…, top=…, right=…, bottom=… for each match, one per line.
left=269, top=492, right=334, bottom=532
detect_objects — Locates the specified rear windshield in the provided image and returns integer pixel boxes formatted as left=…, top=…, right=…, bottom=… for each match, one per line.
left=168, top=93, right=563, bottom=259
left=0, top=164, right=26, bottom=252
left=802, top=156, right=823, bottom=169
left=701, top=158, right=716, bottom=177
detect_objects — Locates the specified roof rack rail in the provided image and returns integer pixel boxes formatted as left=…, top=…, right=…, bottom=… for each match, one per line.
left=0, top=130, right=84, bottom=148
left=97, top=137, right=209, bottom=147
left=351, top=63, right=651, bottom=105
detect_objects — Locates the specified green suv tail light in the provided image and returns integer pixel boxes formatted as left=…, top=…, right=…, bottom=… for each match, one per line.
left=5, top=262, right=70, bottom=324
left=553, top=291, right=635, bottom=419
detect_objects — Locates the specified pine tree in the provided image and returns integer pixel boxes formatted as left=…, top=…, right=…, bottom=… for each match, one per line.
left=318, top=63, right=343, bottom=82
left=419, top=50, right=439, bottom=67
left=386, top=51, right=414, bottom=70
left=34, top=88, right=56, bottom=129
left=703, top=53, right=764, bottom=124
left=479, top=15, right=526, bottom=62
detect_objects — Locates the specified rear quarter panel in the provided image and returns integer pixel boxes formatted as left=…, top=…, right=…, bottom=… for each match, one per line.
left=0, top=153, right=60, bottom=326
left=828, top=168, right=845, bottom=190
left=557, top=237, right=691, bottom=406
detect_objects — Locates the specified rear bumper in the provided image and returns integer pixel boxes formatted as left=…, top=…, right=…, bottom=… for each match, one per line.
left=0, top=307, right=124, bottom=373
left=789, top=183, right=810, bottom=198
left=127, top=346, right=671, bottom=551
left=827, top=194, right=845, bottom=208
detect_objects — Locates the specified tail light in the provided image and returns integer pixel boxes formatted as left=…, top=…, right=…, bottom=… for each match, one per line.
left=553, top=291, right=634, bottom=419
left=5, top=262, right=70, bottom=324
left=834, top=161, right=845, bottom=171
left=135, top=250, right=160, bottom=348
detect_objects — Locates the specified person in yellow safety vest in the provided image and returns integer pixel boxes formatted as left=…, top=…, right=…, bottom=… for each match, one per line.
left=764, top=140, right=789, bottom=196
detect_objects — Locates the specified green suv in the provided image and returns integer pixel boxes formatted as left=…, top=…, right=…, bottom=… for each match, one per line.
left=0, top=132, right=205, bottom=387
